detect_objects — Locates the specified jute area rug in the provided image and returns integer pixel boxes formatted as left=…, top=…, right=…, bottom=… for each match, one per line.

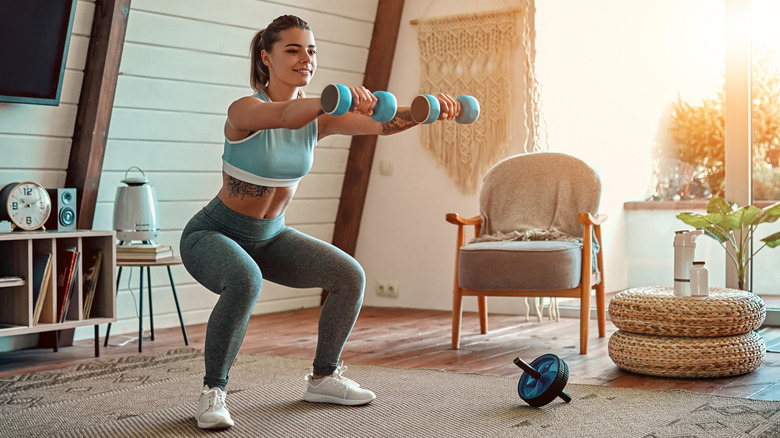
left=1, top=348, right=778, bottom=438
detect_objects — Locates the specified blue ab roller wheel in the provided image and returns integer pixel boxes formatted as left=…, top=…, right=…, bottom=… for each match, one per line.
left=514, top=354, right=571, bottom=407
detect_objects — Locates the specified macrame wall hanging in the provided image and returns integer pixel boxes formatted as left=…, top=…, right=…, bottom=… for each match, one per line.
left=416, top=8, right=521, bottom=194
left=416, top=3, right=548, bottom=193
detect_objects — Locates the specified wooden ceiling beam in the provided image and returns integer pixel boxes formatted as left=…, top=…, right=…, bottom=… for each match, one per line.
left=66, top=0, right=131, bottom=230
left=330, top=0, right=405, bottom=256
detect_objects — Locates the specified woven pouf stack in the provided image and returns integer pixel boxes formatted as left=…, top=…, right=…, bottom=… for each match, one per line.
left=608, top=286, right=766, bottom=378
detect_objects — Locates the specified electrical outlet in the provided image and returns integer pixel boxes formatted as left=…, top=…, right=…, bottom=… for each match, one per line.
left=376, top=280, right=399, bottom=298
left=386, top=281, right=399, bottom=298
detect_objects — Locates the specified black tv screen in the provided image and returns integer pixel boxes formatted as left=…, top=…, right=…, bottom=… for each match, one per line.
left=0, top=0, right=77, bottom=106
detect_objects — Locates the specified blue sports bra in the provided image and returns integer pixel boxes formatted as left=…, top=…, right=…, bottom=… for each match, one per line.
left=222, top=91, right=318, bottom=187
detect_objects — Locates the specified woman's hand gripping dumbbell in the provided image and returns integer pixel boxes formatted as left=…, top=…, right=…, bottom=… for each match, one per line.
left=320, top=83, right=398, bottom=123
left=411, top=93, right=480, bottom=124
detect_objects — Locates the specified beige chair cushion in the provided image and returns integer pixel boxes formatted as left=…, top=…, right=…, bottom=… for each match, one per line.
left=458, top=240, right=582, bottom=290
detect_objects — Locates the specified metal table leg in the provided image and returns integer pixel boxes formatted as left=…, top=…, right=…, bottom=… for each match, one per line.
left=167, top=265, right=189, bottom=345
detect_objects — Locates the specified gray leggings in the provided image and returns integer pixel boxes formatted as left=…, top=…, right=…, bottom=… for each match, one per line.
left=180, top=197, right=365, bottom=390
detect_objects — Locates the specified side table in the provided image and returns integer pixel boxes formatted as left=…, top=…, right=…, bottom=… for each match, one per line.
left=608, top=286, right=766, bottom=377
left=104, top=257, right=189, bottom=352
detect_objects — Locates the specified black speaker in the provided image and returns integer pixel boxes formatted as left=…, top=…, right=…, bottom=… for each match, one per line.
left=46, top=188, right=77, bottom=231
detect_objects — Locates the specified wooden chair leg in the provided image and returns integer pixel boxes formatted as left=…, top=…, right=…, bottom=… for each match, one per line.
left=478, top=296, right=488, bottom=334
left=579, top=288, right=591, bottom=354
left=452, top=288, right=463, bottom=350
left=596, top=282, right=606, bottom=338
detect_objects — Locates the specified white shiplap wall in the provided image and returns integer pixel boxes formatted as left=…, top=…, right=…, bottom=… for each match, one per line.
left=0, top=0, right=379, bottom=342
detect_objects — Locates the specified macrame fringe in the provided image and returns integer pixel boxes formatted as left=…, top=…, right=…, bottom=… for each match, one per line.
left=417, top=8, right=521, bottom=194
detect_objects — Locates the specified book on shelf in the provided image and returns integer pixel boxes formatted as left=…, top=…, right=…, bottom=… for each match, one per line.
left=117, top=244, right=174, bottom=261
left=82, top=249, right=103, bottom=319
left=56, top=247, right=80, bottom=323
left=32, top=252, right=53, bottom=325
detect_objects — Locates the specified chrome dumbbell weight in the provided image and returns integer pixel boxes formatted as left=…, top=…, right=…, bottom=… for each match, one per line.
left=410, top=94, right=480, bottom=125
left=514, top=354, right=572, bottom=407
left=320, top=83, right=397, bottom=123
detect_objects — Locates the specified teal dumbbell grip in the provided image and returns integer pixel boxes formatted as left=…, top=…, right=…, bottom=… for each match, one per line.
left=455, top=95, right=480, bottom=124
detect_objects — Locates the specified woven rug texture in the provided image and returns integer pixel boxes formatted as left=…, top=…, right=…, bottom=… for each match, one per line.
left=0, top=347, right=778, bottom=437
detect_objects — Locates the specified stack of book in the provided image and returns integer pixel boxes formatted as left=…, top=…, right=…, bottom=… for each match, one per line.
left=116, top=243, right=174, bottom=262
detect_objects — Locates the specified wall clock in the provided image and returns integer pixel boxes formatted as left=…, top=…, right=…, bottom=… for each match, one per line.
left=0, top=182, right=52, bottom=231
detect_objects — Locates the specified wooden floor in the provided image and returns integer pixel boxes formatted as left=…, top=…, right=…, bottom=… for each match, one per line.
left=1, top=307, right=778, bottom=400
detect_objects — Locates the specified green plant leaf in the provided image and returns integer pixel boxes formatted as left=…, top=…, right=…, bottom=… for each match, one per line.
left=760, top=230, right=780, bottom=248
left=757, top=201, right=780, bottom=225
left=676, top=212, right=721, bottom=229
left=703, top=227, right=730, bottom=243
left=722, top=205, right=761, bottom=230
left=676, top=212, right=729, bottom=243
left=707, top=196, right=734, bottom=215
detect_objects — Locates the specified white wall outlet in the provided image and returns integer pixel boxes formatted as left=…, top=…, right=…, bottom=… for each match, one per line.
left=376, top=280, right=399, bottom=298
left=386, top=281, right=399, bottom=298
left=376, top=281, right=388, bottom=296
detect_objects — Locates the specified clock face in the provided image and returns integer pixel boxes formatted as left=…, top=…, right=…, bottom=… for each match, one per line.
left=3, top=182, right=51, bottom=230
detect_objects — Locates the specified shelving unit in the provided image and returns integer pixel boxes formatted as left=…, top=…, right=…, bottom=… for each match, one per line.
left=0, top=230, right=116, bottom=356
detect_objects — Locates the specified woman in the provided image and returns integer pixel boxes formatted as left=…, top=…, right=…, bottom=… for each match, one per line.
left=180, top=14, right=460, bottom=429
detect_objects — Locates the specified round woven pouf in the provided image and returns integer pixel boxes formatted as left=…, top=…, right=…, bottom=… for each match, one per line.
left=609, top=286, right=765, bottom=337
left=608, top=330, right=766, bottom=378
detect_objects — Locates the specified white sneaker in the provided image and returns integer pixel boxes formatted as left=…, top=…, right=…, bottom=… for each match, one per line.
left=303, top=364, right=376, bottom=406
left=194, top=385, right=235, bottom=429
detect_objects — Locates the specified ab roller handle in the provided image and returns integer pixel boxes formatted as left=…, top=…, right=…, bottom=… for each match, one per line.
left=320, top=83, right=397, bottom=123
left=411, top=94, right=480, bottom=125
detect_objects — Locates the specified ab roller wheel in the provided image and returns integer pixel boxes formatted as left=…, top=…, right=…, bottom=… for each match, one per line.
left=514, top=354, right=572, bottom=407
left=320, top=83, right=397, bottom=123
left=411, top=94, right=480, bottom=124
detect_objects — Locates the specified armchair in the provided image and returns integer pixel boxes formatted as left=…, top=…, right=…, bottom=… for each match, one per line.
left=446, top=152, right=607, bottom=354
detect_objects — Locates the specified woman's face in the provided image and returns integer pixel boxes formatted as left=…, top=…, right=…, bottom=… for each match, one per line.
left=262, top=27, right=317, bottom=89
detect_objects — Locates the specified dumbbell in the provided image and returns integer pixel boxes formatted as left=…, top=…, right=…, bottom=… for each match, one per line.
left=320, top=83, right=397, bottom=123
left=513, top=354, right=572, bottom=407
left=410, top=94, right=480, bottom=125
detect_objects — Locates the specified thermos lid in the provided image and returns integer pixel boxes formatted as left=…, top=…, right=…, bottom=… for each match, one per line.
left=121, top=166, right=149, bottom=186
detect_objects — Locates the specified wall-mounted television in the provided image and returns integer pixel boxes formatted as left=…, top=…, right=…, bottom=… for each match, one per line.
left=0, top=0, right=78, bottom=106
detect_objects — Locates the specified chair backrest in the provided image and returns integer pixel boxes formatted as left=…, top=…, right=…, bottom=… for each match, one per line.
left=479, top=152, right=601, bottom=238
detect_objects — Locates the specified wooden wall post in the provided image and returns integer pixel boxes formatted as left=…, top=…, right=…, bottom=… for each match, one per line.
left=66, top=0, right=131, bottom=230
left=331, top=0, right=405, bottom=256
left=325, top=0, right=405, bottom=303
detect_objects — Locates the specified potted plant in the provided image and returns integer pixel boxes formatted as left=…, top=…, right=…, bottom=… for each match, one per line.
left=677, top=196, right=780, bottom=290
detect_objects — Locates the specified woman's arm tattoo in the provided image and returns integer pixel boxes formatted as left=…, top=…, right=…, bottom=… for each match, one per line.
left=225, top=174, right=275, bottom=198
left=381, top=110, right=418, bottom=134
